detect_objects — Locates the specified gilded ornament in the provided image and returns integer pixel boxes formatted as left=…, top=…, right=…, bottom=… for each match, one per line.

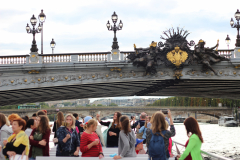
left=173, top=70, right=183, bottom=79
left=219, top=71, right=222, bottom=74
left=113, top=52, right=118, bottom=55
left=28, top=70, right=39, bottom=74
left=51, top=77, right=54, bottom=80
left=38, top=78, right=41, bottom=81
left=110, top=67, right=122, bottom=71
left=24, top=79, right=27, bottom=82
left=238, top=49, right=240, bottom=52
left=235, top=65, right=240, bottom=69
left=11, top=80, right=14, bottom=83
left=78, top=76, right=82, bottom=79
left=161, top=72, right=163, bottom=75
left=166, top=46, right=188, bottom=68
left=65, top=76, right=68, bottom=80
left=149, top=42, right=157, bottom=47
left=133, top=73, right=136, bottom=76
left=92, top=75, right=95, bottom=78
left=206, top=72, right=208, bottom=74
left=233, top=71, right=237, bottom=75
left=31, top=55, right=36, bottom=58
left=120, top=74, right=122, bottom=77
left=106, top=74, right=109, bottom=77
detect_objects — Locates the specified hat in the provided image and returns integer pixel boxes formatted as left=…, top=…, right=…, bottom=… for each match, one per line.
left=135, top=138, right=144, bottom=147
left=84, top=116, right=92, bottom=123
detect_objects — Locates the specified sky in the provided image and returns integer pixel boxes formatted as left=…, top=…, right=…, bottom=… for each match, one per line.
left=0, top=0, right=239, bottom=56
left=1, top=0, right=239, bottom=102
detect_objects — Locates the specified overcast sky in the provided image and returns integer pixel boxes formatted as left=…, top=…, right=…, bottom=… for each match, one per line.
left=0, top=0, right=239, bottom=56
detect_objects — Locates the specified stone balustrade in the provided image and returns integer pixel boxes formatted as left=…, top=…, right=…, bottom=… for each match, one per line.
left=218, top=49, right=233, bottom=58
left=0, top=55, right=28, bottom=65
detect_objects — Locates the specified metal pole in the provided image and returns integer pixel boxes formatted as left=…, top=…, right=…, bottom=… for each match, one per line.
left=52, top=48, right=54, bottom=54
left=41, top=22, right=43, bottom=54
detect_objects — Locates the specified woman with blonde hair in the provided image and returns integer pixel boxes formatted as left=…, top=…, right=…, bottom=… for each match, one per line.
left=137, top=116, right=151, bottom=143
left=29, top=115, right=51, bottom=160
left=80, top=119, right=104, bottom=159
left=0, top=113, right=13, bottom=160
left=53, top=111, right=64, bottom=140
left=56, top=113, right=80, bottom=157
left=146, top=110, right=175, bottom=160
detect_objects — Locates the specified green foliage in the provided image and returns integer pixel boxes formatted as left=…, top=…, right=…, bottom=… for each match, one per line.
left=148, top=97, right=240, bottom=107
left=97, top=104, right=103, bottom=106
left=109, top=103, right=118, bottom=106
left=62, top=102, right=72, bottom=106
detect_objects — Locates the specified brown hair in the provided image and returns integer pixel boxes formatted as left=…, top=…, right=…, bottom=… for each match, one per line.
left=8, top=114, right=20, bottom=121
left=13, top=118, right=26, bottom=131
left=144, top=116, right=151, bottom=128
left=151, top=112, right=166, bottom=137
left=111, top=112, right=122, bottom=129
left=36, top=110, right=46, bottom=116
left=0, top=113, right=6, bottom=127
left=83, top=119, right=98, bottom=130
left=56, top=111, right=64, bottom=128
left=120, top=116, right=131, bottom=135
left=150, top=112, right=156, bottom=124
left=184, top=117, right=203, bottom=143
left=37, top=115, right=50, bottom=134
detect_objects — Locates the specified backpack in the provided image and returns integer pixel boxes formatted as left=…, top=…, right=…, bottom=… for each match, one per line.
left=148, top=129, right=166, bottom=160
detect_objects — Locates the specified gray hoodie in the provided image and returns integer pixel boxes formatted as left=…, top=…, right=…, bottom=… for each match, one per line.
left=0, top=124, right=13, bottom=160
left=118, top=130, right=137, bottom=158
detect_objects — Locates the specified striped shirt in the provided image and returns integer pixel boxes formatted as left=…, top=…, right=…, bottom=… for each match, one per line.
left=80, top=132, right=102, bottom=157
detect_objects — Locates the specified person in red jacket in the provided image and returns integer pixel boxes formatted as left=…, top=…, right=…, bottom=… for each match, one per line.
left=80, top=119, right=104, bottom=159
left=29, top=115, right=50, bottom=160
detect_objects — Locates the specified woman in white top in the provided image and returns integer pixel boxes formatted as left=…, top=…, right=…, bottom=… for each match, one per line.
left=0, top=113, right=13, bottom=160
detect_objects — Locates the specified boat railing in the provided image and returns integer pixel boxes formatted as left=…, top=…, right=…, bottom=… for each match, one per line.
left=172, top=140, right=233, bottom=160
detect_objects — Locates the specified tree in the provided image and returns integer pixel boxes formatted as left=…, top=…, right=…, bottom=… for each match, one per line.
left=97, top=104, right=103, bottom=106
left=109, top=103, right=118, bottom=106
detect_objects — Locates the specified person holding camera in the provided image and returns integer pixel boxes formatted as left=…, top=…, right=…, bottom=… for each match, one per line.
left=56, top=114, right=80, bottom=157
left=131, top=112, right=147, bottom=139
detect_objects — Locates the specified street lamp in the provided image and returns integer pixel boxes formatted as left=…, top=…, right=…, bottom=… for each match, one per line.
left=225, top=35, right=231, bottom=49
left=26, top=15, right=42, bottom=52
left=230, top=9, right=240, bottom=47
left=106, top=11, right=123, bottom=49
left=50, top=38, right=56, bottom=54
left=38, top=9, right=46, bottom=54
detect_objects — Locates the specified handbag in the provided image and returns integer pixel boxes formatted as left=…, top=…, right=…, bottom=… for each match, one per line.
left=102, top=122, right=112, bottom=146
left=9, top=154, right=27, bottom=160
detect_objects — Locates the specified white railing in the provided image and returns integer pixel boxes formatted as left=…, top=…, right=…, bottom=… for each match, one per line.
left=0, top=56, right=27, bottom=64
left=218, top=49, right=233, bottom=59
left=78, top=53, right=108, bottom=62
left=42, top=55, right=71, bottom=63
left=120, top=51, right=135, bottom=61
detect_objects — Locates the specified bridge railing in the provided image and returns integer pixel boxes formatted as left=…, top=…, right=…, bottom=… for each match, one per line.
left=172, top=140, right=232, bottom=160
left=218, top=49, right=233, bottom=59
left=120, top=51, right=135, bottom=61
left=0, top=55, right=28, bottom=65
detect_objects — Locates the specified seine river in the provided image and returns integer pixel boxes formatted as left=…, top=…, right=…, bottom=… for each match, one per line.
left=172, top=123, right=240, bottom=159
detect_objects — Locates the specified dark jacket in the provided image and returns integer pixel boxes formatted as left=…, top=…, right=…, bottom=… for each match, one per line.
left=100, top=121, right=120, bottom=147
left=56, top=126, right=80, bottom=155
left=29, top=128, right=50, bottom=157
left=131, top=120, right=145, bottom=129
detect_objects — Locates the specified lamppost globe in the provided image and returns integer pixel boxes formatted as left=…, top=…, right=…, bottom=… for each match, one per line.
left=234, top=9, right=240, bottom=21
left=26, top=23, right=30, bottom=32
left=111, top=11, right=118, bottom=23
left=230, top=18, right=234, bottom=26
left=50, top=38, right=56, bottom=48
left=106, top=20, right=110, bottom=29
left=30, top=15, right=37, bottom=26
left=119, top=20, right=123, bottom=28
left=225, top=35, right=231, bottom=45
left=38, top=9, right=46, bottom=23
left=38, top=23, right=42, bottom=32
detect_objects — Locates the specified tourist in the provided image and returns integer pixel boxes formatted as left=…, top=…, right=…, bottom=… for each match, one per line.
left=0, top=113, right=13, bottom=160
left=146, top=110, right=175, bottom=160
left=56, top=114, right=80, bottom=157
left=132, top=112, right=146, bottom=139
left=5, top=116, right=10, bottom=127
left=8, top=114, right=20, bottom=125
left=21, top=116, right=29, bottom=130
left=137, top=116, right=151, bottom=143
left=3, top=118, right=29, bottom=159
left=53, top=111, right=64, bottom=140
left=36, top=110, right=46, bottom=116
left=73, top=113, right=81, bottom=138
left=96, top=112, right=122, bottom=147
left=113, top=116, right=136, bottom=159
left=80, top=119, right=104, bottom=158
left=32, top=113, right=37, bottom=120
left=135, top=139, right=146, bottom=154
left=25, top=119, right=36, bottom=137
left=177, top=117, right=203, bottom=160
left=28, top=115, right=50, bottom=160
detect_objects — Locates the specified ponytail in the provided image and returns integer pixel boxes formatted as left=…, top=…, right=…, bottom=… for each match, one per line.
left=83, top=119, right=97, bottom=130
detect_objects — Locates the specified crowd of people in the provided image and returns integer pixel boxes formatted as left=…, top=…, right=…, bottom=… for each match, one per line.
left=0, top=109, right=204, bottom=160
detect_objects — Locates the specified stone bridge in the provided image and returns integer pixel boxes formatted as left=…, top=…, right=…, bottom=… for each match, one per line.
left=0, top=107, right=232, bottom=119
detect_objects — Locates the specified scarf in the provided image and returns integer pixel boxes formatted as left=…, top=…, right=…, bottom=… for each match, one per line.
left=7, top=130, right=29, bottom=155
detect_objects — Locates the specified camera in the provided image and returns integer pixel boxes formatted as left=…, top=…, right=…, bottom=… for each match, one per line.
left=162, top=110, right=168, bottom=114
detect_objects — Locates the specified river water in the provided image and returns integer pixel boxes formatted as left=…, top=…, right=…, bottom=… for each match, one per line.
left=172, top=123, right=240, bottom=159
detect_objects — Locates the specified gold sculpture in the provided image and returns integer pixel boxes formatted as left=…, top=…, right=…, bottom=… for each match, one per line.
left=166, top=46, right=188, bottom=68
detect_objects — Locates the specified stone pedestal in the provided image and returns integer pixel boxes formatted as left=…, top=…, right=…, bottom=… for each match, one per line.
left=29, top=52, right=39, bottom=63
left=234, top=47, right=240, bottom=58
left=111, top=49, right=120, bottom=62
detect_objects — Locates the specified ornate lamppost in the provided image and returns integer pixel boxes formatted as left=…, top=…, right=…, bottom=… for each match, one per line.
left=106, top=11, right=123, bottom=50
left=230, top=9, right=240, bottom=47
left=225, top=35, right=231, bottom=49
left=26, top=15, right=42, bottom=53
left=50, top=38, right=56, bottom=54
left=38, top=10, right=46, bottom=54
